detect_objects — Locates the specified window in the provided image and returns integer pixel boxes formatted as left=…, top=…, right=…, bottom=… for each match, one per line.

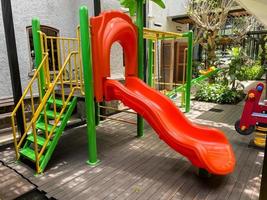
left=27, top=25, right=59, bottom=75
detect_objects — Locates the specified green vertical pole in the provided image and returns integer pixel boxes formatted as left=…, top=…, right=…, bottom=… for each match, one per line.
left=79, top=6, right=99, bottom=165
left=148, top=40, right=153, bottom=86
left=136, top=0, right=144, bottom=137
left=185, top=31, right=193, bottom=113
left=32, top=18, right=46, bottom=98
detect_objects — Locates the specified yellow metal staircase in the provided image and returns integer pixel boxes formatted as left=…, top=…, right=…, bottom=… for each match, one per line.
left=11, top=32, right=83, bottom=173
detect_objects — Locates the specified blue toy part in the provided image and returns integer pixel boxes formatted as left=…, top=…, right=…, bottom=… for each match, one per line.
left=257, top=85, right=263, bottom=92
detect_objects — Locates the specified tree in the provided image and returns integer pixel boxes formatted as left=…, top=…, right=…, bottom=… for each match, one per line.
left=257, top=33, right=267, bottom=65
left=187, top=0, right=234, bottom=66
left=230, top=16, right=258, bottom=45
left=118, top=0, right=165, bottom=16
left=187, top=0, right=260, bottom=67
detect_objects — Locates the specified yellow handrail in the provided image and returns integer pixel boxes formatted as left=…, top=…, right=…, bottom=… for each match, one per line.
left=11, top=54, right=49, bottom=159
left=143, top=28, right=184, bottom=40
left=30, top=51, right=78, bottom=124
left=11, top=53, right=48, bottom=117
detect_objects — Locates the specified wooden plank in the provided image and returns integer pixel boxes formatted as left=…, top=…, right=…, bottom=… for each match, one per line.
left=179, top=126, right=240, bottom=200
left=240, top=150, right=263, bottom=200
left=78, top=142, right=176, bottom=200
left=37, top=122, right=140, bottom=188
left=0, top=163, right=35, bottom=200
left=205, top=134, right=253, bottom=200
left=227, top=149, right=259, bottom=200
left=43, top=131, right=157, bottom=196
left=111, top=153, right=186, bottom=200
left=140, top=159, right=190, bottom=200
left=53, top=134, right=164, bottom=199
left=0, top=101, right=264, bottom=200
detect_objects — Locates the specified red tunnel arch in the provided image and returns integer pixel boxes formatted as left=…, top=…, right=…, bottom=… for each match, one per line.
left=90, top=11, right=138, bottom=102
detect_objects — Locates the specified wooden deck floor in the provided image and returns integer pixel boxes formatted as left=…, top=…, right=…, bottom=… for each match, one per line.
left=0, top=162, right=35, bottom=200
left=0, top=101, right=264, bottom=200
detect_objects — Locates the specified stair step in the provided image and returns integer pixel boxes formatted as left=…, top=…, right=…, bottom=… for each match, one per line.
left=48, top=98, right=71, bottom=107
left=41, top=110, right=65, bottom=120
left=36, top=122, right=59, bottom=133
left=27, top=134, right=51, bottom=147
left=20, top=147, right=44, bottom=162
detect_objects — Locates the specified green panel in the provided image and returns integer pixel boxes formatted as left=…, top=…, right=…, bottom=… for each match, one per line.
left=27, top=134, right=51, bottom=147
left=36, top=122, right=59, bottom=133
left=47, top=97, right=71, bottom=107
left=20, top=147, right=44, bottom=162
left=41, top=110, right=65, bottom=120
left=40, top=97, right=77, bottom=172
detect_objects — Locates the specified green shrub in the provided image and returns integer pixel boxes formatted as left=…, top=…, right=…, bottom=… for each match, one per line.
left=237, top=63, right=265, bottom=81
left=195, top=82, right=245, bottom=104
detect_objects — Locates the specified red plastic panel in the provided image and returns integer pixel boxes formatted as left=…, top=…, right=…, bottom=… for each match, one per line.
left=239, top=83, right=267, bottom=127
left=90, top=11, right=138, bottom=102
left=104, top=77, right=236, bottom=175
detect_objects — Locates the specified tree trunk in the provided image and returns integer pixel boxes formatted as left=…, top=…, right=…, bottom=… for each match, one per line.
left=206, top=30, right=217, bottom=67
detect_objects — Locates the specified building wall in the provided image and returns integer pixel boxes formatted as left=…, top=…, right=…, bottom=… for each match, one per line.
left=0, top=0, right=94, bottom=99
left=148, top=0, right=188, bottom=32
left=165, top=0, right=187, bottom=17
left=0, top=0, right=125, bottom=99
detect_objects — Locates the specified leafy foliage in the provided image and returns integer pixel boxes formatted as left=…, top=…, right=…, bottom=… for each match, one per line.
left=195, top=82, right=245, bottom=104
left=119, top=0, right=165, bottom=16
left=236, top=62, right=265, bottom=81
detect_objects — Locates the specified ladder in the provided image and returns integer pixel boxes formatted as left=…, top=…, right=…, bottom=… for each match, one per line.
left=11, top=32, right=83, bottom=173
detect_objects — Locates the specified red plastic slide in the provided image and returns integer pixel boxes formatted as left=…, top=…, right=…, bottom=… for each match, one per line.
left=104, top=77, right=235, bottom=175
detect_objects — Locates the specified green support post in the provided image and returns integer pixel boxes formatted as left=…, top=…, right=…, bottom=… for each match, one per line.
left=136, top=0, right=144, bottom=137
left=148, top=40, right=153, bottom=86
left=79, top=6, right=99, bottom=165
left=32, top=18, right=46, bottom=98
left=184, top=31, right=193, bottom=113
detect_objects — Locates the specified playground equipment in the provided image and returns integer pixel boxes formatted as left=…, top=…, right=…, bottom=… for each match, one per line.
left=235, top=83, right=267, bottom=135
left=143, top=29, right=220, bottom=111
left=11, top=7, right=235, bottom=175
left=143, top=29, right=192, bottom=110
left=91, top=10, right=235, bottom=175
left=11, top=19, right=82, bottom=173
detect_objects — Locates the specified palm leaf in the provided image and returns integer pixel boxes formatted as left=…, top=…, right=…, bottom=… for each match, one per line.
left=118, top=0, right=165, bottom=16
left=150, top=0, right=165, bottom=8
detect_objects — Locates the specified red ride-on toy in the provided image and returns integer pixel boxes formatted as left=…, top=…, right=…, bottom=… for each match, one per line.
left=235, top=83, right=267, bottom=135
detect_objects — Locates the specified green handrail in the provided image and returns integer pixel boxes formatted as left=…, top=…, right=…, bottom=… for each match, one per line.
left=166, top=68, right=221, bottom=99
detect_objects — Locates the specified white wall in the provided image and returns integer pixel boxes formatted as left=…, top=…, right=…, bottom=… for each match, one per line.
left=148, top=0, right=188, bottom=32
left=0, top=0, right=126, bottom=99
left=0, top=0, right=94, bottom=99
left=0, top=9, right=11, bottom=98
left=237, top=0, right=267, bottom=27
left=165, top=0, right=188, bottom=17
